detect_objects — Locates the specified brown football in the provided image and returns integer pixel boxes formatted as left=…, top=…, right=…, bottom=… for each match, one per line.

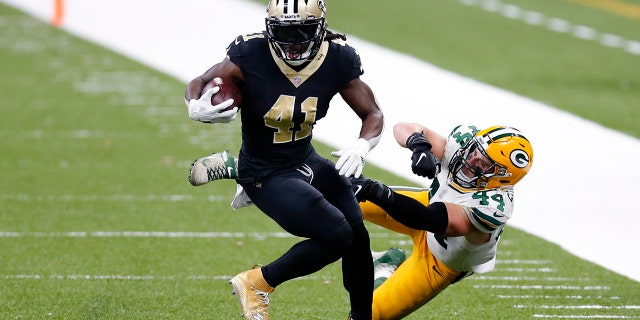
left=201, top=77, right=242, bottom=112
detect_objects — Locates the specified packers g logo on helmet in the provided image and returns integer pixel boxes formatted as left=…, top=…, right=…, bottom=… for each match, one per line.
left=449, top=125, right=534, bottom=190
left=510, top=149, right=530, bottom=169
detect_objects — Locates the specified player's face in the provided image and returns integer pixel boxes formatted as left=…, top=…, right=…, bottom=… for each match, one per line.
left=460, top=148, right=493, bottom=178
left=270, top=24, right=317, bottom=61
left=280, top=43, right=310, bottom=60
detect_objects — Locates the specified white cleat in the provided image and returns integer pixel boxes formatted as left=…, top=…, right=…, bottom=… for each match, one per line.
left=188, top=150, right=238, bottom=186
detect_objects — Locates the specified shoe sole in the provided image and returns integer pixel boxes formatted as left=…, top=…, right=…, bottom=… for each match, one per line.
left=229, top=277, right=246, bottom=318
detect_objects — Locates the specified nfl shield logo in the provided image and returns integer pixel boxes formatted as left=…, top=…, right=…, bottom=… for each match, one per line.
left=294, top=76, right=302, bottom=87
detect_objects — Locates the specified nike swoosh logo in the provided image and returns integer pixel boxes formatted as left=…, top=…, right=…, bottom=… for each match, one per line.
left=227, top=167, right=234, bottom=177
left=493, top=211, right=505, bottom=218
left=432, top=265, right=443, bottom=277
left=417, top=153, right=427, bottom=164
left=353, top=185, right=362, bottom=195
left=296, top=164, right=314, bottom=183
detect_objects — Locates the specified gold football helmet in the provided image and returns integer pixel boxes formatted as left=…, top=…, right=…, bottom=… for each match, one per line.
left=265, top=0, right=327, bottom=65
left=449, top=125, right=533, bottom=190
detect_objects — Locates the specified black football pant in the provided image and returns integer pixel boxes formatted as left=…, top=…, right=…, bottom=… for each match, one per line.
left=241, top=152, right=373, bottom=318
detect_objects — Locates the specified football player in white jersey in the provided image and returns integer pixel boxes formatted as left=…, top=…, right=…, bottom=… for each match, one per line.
left=350, top=122, right=534, bottom=320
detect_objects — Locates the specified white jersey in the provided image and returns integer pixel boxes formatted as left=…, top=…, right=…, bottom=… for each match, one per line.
left=427, top=124, right=514, bottom=273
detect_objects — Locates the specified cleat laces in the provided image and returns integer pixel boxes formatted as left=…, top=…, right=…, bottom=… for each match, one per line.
left=188, top=150, right=238, bottom=186
left=249, top=289, right=270, bottom=320
left=206, top=162, right=228, bottom=181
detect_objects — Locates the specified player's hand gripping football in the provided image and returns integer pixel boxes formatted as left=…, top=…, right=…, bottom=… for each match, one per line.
left=187, top=86, right=238, bottom=124
left=331, top=138, right=370, bottom=178
left=406, top=132, right=441, bottom=179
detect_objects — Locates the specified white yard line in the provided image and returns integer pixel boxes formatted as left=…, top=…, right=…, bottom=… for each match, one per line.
left=532, top=316, right=636, bottom=319
left=2, top=0, right=639, bottom=283
left=3, top=274, right=335, bottom=281
left=460, top=0, right=640, bottom=55
left=0, top=231, right=404, bottom=239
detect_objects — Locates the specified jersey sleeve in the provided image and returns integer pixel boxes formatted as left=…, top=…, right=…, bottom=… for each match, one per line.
left=225, top=32, right=266, bottom=68
left=333, top=39, right=364, bottom=86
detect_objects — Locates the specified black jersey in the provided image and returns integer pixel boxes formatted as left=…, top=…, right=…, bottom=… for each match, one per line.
left=227, top=32, right=364, bottom=183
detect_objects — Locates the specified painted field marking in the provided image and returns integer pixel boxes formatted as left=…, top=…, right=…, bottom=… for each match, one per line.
left=459, top=0, right=640, bottom=55
left=533, top=315, right=636, bottom=319
left=499, top=259, right=553, bottom=265
left=0, top=231, right=405, bottom=239
left=471, top=276, right=593, bottom=281
left=474, top=285, right=610, bottom=290
left=0, top=194, right=224, bottom=202
left=521, top=305, right=640, bottom=310
left=2, top=273, right=345, bottom=282
left=497, top=295, right=622, bottom=300
left=499, top=268, right=557, bottom=273
left=570, top=0, right=640, bottom=20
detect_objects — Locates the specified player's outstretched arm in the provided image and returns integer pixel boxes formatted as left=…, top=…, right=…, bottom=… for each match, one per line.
left=351, top=177, right=482, bottom=239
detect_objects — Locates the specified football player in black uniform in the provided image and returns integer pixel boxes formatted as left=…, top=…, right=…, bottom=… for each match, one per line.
left=183, top=1, right=384, bottom=319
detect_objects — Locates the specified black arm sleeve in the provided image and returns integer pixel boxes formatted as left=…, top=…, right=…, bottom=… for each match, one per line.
left=369, top=192, right=449, bottom=234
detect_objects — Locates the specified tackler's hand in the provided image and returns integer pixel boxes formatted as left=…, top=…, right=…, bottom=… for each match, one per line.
left=406, top=132, right=441, bottom=179
left=349, top=176, right=392, bottom=204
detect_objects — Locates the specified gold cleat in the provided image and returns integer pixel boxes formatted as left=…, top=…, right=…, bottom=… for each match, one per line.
left=229, top=268, right=275, bottom=320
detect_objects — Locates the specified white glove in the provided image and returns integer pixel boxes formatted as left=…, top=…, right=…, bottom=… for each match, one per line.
left=186, top=86, right=238, bottom=123
left=331, top=138, right=371, bottom=178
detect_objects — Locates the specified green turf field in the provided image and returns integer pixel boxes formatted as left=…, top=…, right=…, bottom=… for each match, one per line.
left=325, top=0, right=640, bottom=139
left=1, top=1, right=639, bottom=319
